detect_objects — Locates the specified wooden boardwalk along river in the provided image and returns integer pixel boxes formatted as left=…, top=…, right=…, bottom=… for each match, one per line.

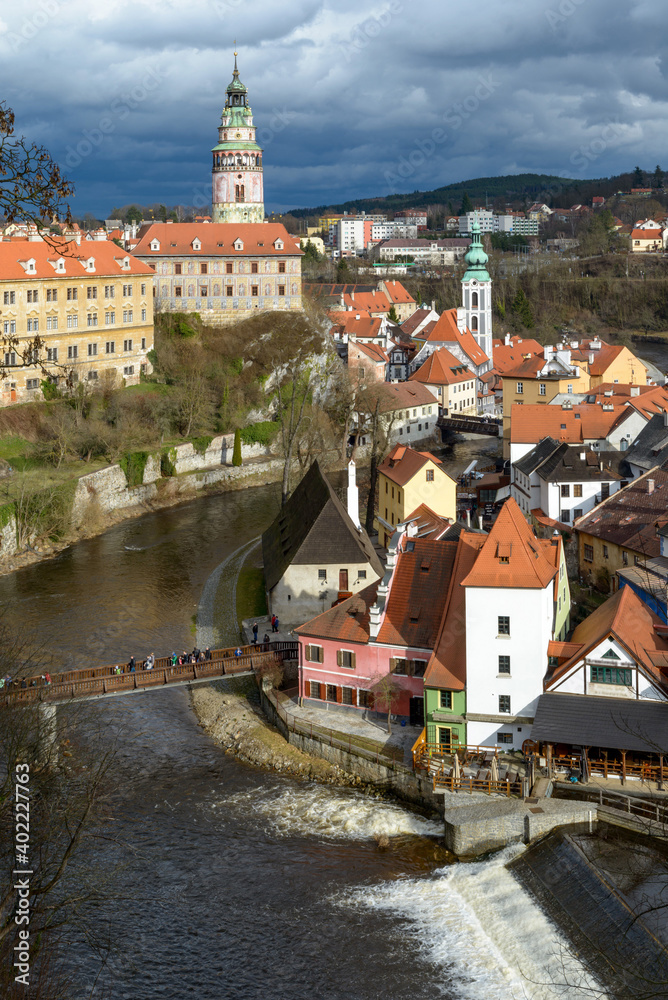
left=1, top=641, right=298, bottom=707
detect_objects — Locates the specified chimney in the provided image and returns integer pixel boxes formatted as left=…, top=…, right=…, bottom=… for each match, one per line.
left=580, top=451, right=586, bottom=460
left=505, top=333, right=511, bottom=346
left=648, top=479, right=655, bottom=494
left=478, top=515, right=483, bottom=530
left=589, top=353, right=594, bottom=364
left=664, top=411, right=668, bottom=428
left=466, top=509, right=471, bottom=527
left=347, top=459, right=361, bottom=530
left=431, top=300, right=435, bottom=312
left=631, top=386, right=640, bottom=397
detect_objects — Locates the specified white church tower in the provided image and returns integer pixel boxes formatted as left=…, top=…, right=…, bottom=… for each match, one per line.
left=460, top=220, right=493, bottom=362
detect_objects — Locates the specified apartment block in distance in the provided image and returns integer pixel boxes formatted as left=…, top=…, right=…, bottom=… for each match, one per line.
left=0, top=239, right=154, bottom=403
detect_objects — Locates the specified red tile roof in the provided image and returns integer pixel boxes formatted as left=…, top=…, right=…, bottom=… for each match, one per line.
left=376, top=538, right=458, bottom=648
left=631, top=228, right=662, bottom=240
left=462, top=498, right=557, bottom=589
left=492, top=337, right=544, bottom=374
left=132, top=222, right=301, bottom=257
left=0, top=239, right=153, bottom=279
left=341, top=290, right=391, bottom=313
left=360, top=381, right=438, bottom=415
left=295, top=583, right=378, bottom=643
left=404, top=504, right=453, bottom=540
left=574, top=467, right=668, bottom=556
left=510, top=404, right=627, bottom=444
left=545, top=586, right=668, bottom=695
left=424, top=308, right=489, bottom=367
left=378, top=444, right=443, bottom=487
left=409, top=347, right=473, bottom=386
left=379, top=280, right=416, bottom=305
left=330, top=314, right=382, bottom=340
left=349, top=341, right=389, bottom=364
left=401, top=308, right=436, bottom=336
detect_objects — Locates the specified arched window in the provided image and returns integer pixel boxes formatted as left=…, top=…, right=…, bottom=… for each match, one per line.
left=235, top=184, right=245, bottom=203
left=471, top=316, right=478, bottom=331
left=471, top=291, right=478, bottom=308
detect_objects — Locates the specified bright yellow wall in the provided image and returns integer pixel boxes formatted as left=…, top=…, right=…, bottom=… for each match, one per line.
left=375, top=459, right=456, bottom=545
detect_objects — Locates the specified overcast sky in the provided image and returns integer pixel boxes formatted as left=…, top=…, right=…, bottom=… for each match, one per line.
left=3, top=0, right=667, bottom=217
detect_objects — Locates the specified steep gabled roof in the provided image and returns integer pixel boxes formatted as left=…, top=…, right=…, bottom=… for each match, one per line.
left=544, top=586, right=668, bottom=696
left=404, top=504, right=453, bottom=540
left=625, top=412, right=668, bottom=472
left=295, top=583, right=379, bottom=643
left=492, top=338, right=544, bottom=374
left=376, top=538, right=458, bottom=648
left=261, top=462, right=382, bottom=592
left=462, top=498, right=557, bottom=589
left=409, top=347, right=473, bottom=386
left=401, top=308, right=437, bottom=337
left=378, top=444, right=444, bottom=488
left=424, top=308, right=489, bottom=367
left=349, top=341, right=389, bottom=364
left=513, top=437, right=561, bottom=477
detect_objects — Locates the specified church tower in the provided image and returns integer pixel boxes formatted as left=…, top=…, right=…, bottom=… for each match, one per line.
left=211, top=52, right=265, bottom=224
left=461, top=220, right=492, bottom=362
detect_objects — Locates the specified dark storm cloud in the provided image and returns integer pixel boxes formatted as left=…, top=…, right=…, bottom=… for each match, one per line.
left=1, top=0, right=667, bottom=215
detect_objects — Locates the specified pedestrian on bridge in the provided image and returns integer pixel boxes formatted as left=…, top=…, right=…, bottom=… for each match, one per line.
left=204, top=648, right=211, bottom=660
left=128, top=656, right=135, bottom=672
left=263, top=633, right=270, bottom=645
left=252, top=622, right=258, bottom=645
left=234, top=647, right=242, bottom=657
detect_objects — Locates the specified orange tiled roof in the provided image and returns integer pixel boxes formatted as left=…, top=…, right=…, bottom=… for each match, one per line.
left=362, top=381, right=438, bottom=415
left=462, top=498, right=557, bottom=589
left=380, top=280, right=416, bottom=305
left=424, top=308, right=489, bottom=366
left=0, top=239, right=154, bottom=279
left=409, top=347, right=472, bottom=386
left=545, top=586, right=668, bottom=694
left=574, top=467, right=668, bottom=555
left=401, top=308, right=436, bottom=336
left=425, top=531, right=486, bottom=690
left=132, top=222, right=301, bottom=257
left=376, top=538, right=458, bottom=648
left=349, top=341, right=389, bottom=364
left=341, top=290, right=390, bottom=313
left=330, top=314, right=382, bottom=340
left=295, top=583, right=378, bottom=643
left=631, top=228, right=662, bottom=240
left=510, top=403, right=627, bottom=444
left=492, top=337, right=544, bottom=374
left=378, top=443, right=442, bottom=487
left=404, top=504, right=453, bottom=540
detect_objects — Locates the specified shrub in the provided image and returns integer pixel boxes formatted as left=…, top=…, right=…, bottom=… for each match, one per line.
left=160, top=450, right=176, bottom=477
left=239, top=421, right=280, bottom=447
left=40, top=379, right=61, bottom=401
left=191, top=435, right=213, bottom=456
left=119, top=451, right=149, bottom=488
left=232, top=428, right=242, bottom=466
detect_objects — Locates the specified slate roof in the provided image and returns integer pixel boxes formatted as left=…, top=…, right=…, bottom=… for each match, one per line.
left=574, top=467, right=668, bottom=556
left=261, top=461, right=382, bottom=592
left=462, top=498, right=558, bottom=589
left=535, top=443, right=623, bottom=484
left=624, top=413, right=668, bottom=472
left=531, top=692, right=668, bottom=754
left=513, top=437, right=561, bottom=477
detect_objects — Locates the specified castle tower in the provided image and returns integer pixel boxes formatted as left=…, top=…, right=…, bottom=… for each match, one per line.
left=211, top=51, right=264, bottom=224
left=461, top=220, right=492, bottom=361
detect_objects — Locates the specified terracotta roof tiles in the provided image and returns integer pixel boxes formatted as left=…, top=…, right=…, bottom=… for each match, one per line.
left=424, top=308, right=489, bottom=366
left=462, top=498, right=557, bottom=589
left=409, top=347, right=473, bottom=386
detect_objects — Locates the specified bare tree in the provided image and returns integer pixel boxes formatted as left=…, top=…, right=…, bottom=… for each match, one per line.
left=372, top=674, right=403, bottom=734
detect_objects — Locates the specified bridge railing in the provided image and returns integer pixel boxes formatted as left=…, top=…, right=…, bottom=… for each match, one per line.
left=0, top=642, right=298, bottom=707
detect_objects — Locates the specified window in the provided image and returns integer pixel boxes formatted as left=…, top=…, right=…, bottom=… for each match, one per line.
left=251, top=286, right=259, bottom=297
left=123, top=309, right=133, bottom=323
left=251, top=262, right=258, bottom=274
left=200, top=286, right=208, bottom=297
left=539, top=383, right=546, bottom=396
left=574, top=484, right=583, bottom=498
left=499, top=695, right=511, bottom=714
left=318, top=569, right=327, bottom=580
left=141, top=283, right=146, bottom=295
left=278, top=262, right=286, bottom=273
left=47, top=347, right=58, bottom=362
left=392, top=658, right=407, bottom=675
left=358, top=570, right=366, bottom=580
left=105, top=311, right=115, bottom=324
left=67, top=315, right=78, bottom=329
left=567, top=384, right=573, bottom=394
left=67, top=345, right=78, bottom=360
left=3, top=321, right=15, bottom=335
left=87, top=343, right=97, bottom=357
left=27, top=318, right=39, bottom=332
left=439, top=690, right=452, bottom=709
left=560, top=485, right=570, bottom=497
left=309, top=681, right=322, bottom=699
left=226, top=286, right=233, bottom=297
left=498, top=733, right=513, bottom=745
left=326, top=684, right=337, bottom=702
left=67, top=287, right=78, bottom=301
left=86, top=286, right=97, bottom=299
left=25, top=377, right=40, bottom=390
left=200, top=263, right=208, bottom=275
left=87, top=370, right=98, bottom=381
left=122, top=284, right=133, bottom=297
left=123, top=365, right=134, bottom=376
left=46, top=316, right=58, bottom=330
left=516, top=382, right=523, bottom=394
left=46, top=288, right=57, bottom=302
left=584, top=544, right=594, bottom=562
left=498, top=655, right=511, bottom=674
left=426, top=469, right=434, bottom=482
left=497, top=616, right=510, bottom=635
left=338, top=649, right=356, bottom=669
left=123, top=339, right=133, bottom=352
left=87, top=313, right=98, bottom=327
left=590, top=665, right=632, bottom=686
left=341, top=687, right=353, bottom=705
left=412, top=659, right=427, bottom=677
left=27, top=289, right=38, bottom=303
left=104, top=285, right=115, bottom=298
left=574, top=508, right=583, bottom=520
left=3, top=291, right=15, bottom=305
left=141, top=337, right=146, bottom=350
left=3, top=352, right=15, bottom=366
left=603, top=545, right=608, bottom=559
left=278, top=285, right=285, bottom=296
left=105, top=342, right=115, bottom=354
left=560, top=510, right=570, bottom=523
left=141, top=308, right=147, bottom=321
left=175, top=287, right=182, bottom=297
left=358, top=689, right=371, bottom=708
left=226, top=262, right=233, bottom=274
left=305, top=644, right=324, bottom=663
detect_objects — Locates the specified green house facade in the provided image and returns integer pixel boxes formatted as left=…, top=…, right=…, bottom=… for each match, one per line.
left=424, top=685, right=466, bottom=749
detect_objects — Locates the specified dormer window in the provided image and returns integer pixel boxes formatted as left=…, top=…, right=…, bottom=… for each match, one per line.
left=19, top=259, right=36, bottom=274
left=273, top=239, right=284, bottom=250
left=233, top=239, right=244, bottom=251
left=84, top=258, right=95, bottom=272
left=192, top=238, right=202, bottom=251
left=150, top=239, right=160, bottom=251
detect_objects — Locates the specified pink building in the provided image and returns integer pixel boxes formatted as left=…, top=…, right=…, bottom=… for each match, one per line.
left=296, top=532, right=458, bottom=725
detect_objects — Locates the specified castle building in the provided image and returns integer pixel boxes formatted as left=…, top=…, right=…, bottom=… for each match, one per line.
left=211, top=53, right=264, bottom=224
left=460, top=220, right=492, bottom=363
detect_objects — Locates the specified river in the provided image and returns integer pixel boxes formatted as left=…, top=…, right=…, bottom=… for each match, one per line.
left=1, top=439, right=604, bottom=999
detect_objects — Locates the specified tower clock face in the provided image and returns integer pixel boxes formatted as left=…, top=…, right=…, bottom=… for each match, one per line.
left=236, top=132, right=241, bottom=138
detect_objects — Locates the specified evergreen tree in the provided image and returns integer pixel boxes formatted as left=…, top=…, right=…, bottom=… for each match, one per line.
left=655, top=165, right=663, bottom=189
left=633, top=165, right=644, bottom=186
left=460, top=192, right=474, bottom=215
left=387, top=304, right=399, bottom=323
left=232, top=428, right=242, bottom=466
left=511, top=288, right=534, bottom=328
left=336, top=258, right=350, bottom=282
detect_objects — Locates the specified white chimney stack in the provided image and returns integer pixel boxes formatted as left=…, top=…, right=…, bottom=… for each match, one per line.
left=347, top=459, right=361, bottom=529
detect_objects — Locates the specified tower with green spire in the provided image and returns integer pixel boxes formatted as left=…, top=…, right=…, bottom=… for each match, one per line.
left=460, top=219, right=492, bottom=362
left=211, top=50, right=265, bottom=224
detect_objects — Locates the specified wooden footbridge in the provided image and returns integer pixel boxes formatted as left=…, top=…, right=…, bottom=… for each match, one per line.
left=438, top=415, right=501, bottom=437
left=1, top=641, right=298, bottom=708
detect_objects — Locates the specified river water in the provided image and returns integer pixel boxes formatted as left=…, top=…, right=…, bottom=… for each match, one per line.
left=0, top=440, right=604, bottom=999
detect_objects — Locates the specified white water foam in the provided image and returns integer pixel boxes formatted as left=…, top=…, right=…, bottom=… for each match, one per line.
left=345, top=843, right=607, bottom=1000
left=212, top=784, right=442, bottom=840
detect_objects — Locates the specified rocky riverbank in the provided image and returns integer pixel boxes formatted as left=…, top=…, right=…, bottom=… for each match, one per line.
left=191, top=675, right=369, bottom=788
